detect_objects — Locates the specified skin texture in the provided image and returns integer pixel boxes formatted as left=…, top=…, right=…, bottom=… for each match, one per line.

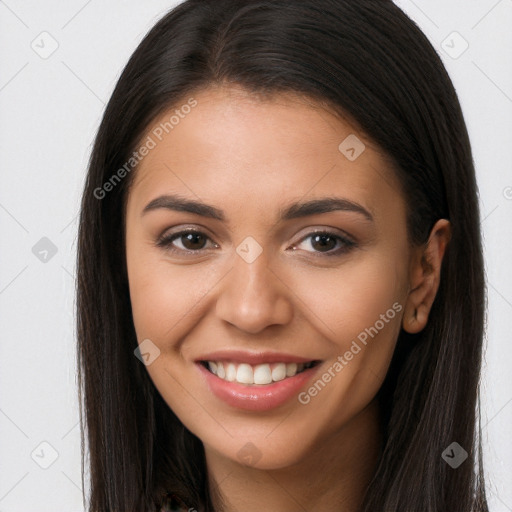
left=124, top=85, right=451, bottom=512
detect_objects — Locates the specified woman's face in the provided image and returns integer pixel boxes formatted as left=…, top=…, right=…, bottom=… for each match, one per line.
left=125, top=85, right=414, bottom=469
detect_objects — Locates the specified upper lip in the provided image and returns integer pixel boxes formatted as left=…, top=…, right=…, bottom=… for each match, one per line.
left=195, top=350, right=319, bottom=365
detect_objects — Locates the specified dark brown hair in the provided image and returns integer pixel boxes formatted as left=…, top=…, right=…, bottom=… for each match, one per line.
left=77, top=1, right=488, bottom=510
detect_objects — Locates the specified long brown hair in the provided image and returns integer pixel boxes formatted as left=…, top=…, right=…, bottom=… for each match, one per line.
left=77, top=1, right=489, bottom=510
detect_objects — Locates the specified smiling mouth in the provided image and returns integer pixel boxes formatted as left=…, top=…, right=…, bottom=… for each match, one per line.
left=199, top=360, right=321, bottom=386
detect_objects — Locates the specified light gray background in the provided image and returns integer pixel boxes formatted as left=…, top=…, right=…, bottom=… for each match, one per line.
left=0, top=1, right=511, bottom=510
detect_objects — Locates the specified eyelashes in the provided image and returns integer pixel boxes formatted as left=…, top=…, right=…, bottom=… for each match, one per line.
left=155, top=228, right=357, bottom=258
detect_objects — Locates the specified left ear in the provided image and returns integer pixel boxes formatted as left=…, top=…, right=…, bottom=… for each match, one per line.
left=402, top=219, right=452, bottom=334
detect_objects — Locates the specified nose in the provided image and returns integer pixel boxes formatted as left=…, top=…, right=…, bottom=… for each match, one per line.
left=215, top=248, right=294, bottom=334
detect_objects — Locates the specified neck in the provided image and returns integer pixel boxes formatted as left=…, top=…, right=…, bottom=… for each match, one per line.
left=205, top=398, right=382, bottom=512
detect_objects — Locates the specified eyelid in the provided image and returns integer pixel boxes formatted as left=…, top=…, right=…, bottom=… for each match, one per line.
left=156, top=224, right=215, bottom=242
left=291, top=226, right=355, bottom=245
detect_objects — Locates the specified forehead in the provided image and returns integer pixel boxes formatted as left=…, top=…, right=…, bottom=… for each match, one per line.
left=127, top=85, right=403, bottom=222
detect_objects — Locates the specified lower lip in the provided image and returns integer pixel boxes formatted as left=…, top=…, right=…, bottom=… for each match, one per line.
left=196, top=362, right=321, bottom=411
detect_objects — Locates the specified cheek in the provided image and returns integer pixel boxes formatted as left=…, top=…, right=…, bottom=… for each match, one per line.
left=292, top=252, right=406, bottom=389
left=126, top=244, right=228, bottom=350
left=280, top=250, right=406, bottom=344
left=290, top=254, right=406, bottom=430
left=128, top=262, right=194, bottom=341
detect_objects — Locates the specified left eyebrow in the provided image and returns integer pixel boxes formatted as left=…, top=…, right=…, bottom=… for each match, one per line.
left=141, top=193, right=374, bottom=222
left=279, top=197, right=373, bottom=222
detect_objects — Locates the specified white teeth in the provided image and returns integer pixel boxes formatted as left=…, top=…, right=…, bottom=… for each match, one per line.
left=226, top=362, right=237, bottom=382
left=253, top=364, right=272, bottom=385
left=271, top=363, right=286, bottom=382
left=216, top=362, right=226, bottom=379
left=236, top=363, right=254, bottom=384
left=286, top=363, right=297, bottom=377
left=205, top=360, right=315, bottom=385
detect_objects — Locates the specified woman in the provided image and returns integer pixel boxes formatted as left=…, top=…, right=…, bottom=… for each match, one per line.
left=77, top=1, right=489, bottom=510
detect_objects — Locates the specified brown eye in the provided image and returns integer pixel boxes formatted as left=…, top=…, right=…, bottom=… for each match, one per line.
left=177, top=231, right=208, bottom=250
left=156, top=229, right=216, bottom=254
left=291, top=230, right=356, bottom=257
left=310, top=233, right=338, bottom=252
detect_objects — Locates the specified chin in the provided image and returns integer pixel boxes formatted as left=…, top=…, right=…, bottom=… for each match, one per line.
left=203, top=430, right=315, bottom=471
